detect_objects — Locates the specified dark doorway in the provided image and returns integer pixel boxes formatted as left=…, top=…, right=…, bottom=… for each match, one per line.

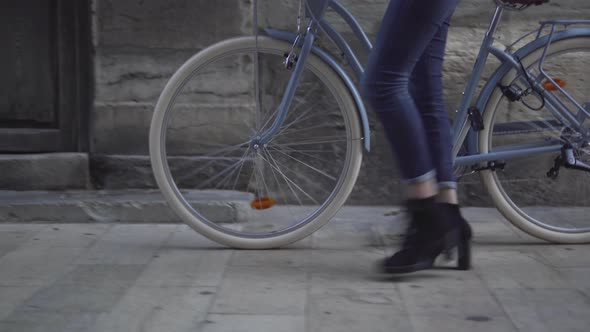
left=0, top=0, right=91, bottom=152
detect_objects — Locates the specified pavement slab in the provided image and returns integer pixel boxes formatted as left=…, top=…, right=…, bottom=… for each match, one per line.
left=493, top=288, right=590, bottom=332
left=473, top=250, right=572, bottom=289
left=210, top=265, right=307, bottom=315
left=89, top=286, right=216, bottom=332
left=0, top=286, right=41, bottom=320
left=0, top=207, right=589, bottom=332
left=0, top=245, right=84, bottom=287
left=135, top=249, right=232, bottom=288
left=555, top=267, right=590, bottom=297
left=202, top=314, right=305, bottom=332
left=308, top=288, right=412, bottom=332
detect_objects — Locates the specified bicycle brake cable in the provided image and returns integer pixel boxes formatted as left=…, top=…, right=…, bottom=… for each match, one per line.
left=284, top=0, right=306, bottom=69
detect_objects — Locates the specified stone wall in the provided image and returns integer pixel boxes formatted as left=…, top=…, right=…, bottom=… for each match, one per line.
left=91, top=0, right=590, bottom=205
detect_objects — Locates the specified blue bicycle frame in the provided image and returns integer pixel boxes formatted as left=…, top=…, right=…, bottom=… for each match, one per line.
left=259, top=0, right=590, bottom=169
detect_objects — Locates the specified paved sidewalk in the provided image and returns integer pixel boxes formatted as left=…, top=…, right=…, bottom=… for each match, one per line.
left=0, top=207, right=589, bottom=332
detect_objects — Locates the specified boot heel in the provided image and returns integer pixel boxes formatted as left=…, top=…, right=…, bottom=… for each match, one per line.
left=457, top=238, right=471, bottom=270
left=440, top=230, right=460, bottom=263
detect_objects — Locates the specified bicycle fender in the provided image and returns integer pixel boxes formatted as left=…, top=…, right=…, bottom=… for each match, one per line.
left=264, top=28, right=371, bottom=152
left=467, top=28, right=590, bottom=154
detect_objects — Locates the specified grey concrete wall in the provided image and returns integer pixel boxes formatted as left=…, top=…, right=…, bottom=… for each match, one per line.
left=91, top=0, right=590, bottom=205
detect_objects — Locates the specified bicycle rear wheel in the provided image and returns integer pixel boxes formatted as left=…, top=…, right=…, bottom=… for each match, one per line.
left=149, top=36, right=363, bottom=249
left=480, top=36, right=590, bottom=243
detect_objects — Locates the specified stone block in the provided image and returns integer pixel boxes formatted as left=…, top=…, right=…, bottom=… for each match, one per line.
left=92, top=103, right=255, bottom=155
left=0, top=153, right=89, bottom=190
left=0, top=190, right=252, bottom=224
left=96, top=0, right=250, bottom=49
left=94, top=49, right=194, bottom=103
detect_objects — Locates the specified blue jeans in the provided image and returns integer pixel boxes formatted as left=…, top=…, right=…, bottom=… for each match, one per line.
left=361, top=0, right=461, bottom=189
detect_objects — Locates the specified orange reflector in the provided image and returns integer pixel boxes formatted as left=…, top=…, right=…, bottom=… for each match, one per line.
left=250, top=197, right=276, bottom=210
left=543, top=78, right=567, bottom=91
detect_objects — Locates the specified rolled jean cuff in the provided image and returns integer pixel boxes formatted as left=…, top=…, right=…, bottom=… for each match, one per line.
left=403, top=170, right=437, bottom=185
left=439, top=181, right=457, bottom=190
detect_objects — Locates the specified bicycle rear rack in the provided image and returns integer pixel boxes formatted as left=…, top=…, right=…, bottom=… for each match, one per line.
left=536, top=20, right=590, bottom=124
left=507, top=20, right=590, bottom=130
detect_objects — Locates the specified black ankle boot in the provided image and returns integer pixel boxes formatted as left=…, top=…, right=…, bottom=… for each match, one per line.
left=439, top=203, right=473, bottom=270
left=381, top=197, right=462, bottom=274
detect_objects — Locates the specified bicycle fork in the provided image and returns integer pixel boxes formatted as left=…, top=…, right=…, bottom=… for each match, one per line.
left=253, top=11, right=326, bottom=149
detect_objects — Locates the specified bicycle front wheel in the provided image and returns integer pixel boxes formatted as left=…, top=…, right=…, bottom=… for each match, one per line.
left=149, top=36, right=363, bottom=249
left=480, top=35, right=590, bottom=243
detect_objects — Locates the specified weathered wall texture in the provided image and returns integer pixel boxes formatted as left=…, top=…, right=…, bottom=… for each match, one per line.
left=92, top=0, right=590, bottom=205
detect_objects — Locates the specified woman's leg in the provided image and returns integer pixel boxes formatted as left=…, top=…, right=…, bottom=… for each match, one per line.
left=361, top=0, right=466, bottom=273
left=408, top=15, right=459, bottom=204
left=360, top=0, right=460, bottom=193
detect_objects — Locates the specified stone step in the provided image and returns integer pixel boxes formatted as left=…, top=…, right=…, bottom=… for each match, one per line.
left=0, top=190, right=253, bottom=224
left=0, top=153, right=90, bottom=190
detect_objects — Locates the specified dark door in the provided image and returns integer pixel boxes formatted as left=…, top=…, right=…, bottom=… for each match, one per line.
left=0, top=0, right=91, bottom=152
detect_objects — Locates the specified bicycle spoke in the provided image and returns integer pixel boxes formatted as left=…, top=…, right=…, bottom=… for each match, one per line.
left=262, top=148, right=305, bottom=207
left=254, top=152, right=273, bottom=200
left=268, top=146, right=337, bottom=182
left=273, top=122, right=342, bottom=140
left=216, top=147, right=253, bottom=190
left=175, top=147, right=250, bottom=184
left=231, top=148, right=253, bottom=191
left=257, top=82, right=321, bottom=135
left=260, top=148, right=302, bottom=224
left=259, top=150, right=320, bottom=204
left=272, top=136, right=357, bottom=147
left=172, top=121, right=256, bottom=138
left=266, top=148, right=333, bottom=197
left=272, top=144, right=339, bottom=164
left=267, top=102, right=324, bottom=143
left=275, top=100, right=322, bottom=132
left=261, top=149, right=289, bottom=205
left=197, top=157, right=247, bottom=189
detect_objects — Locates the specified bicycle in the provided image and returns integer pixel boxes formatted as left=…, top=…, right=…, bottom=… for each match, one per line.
left=149, top=0, right=590, bottom=249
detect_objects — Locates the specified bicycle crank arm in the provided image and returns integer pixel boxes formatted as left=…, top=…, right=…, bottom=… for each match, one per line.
left=563, top=148, right=590, bottom=172
left=548, top=147, right=590, bottom=179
